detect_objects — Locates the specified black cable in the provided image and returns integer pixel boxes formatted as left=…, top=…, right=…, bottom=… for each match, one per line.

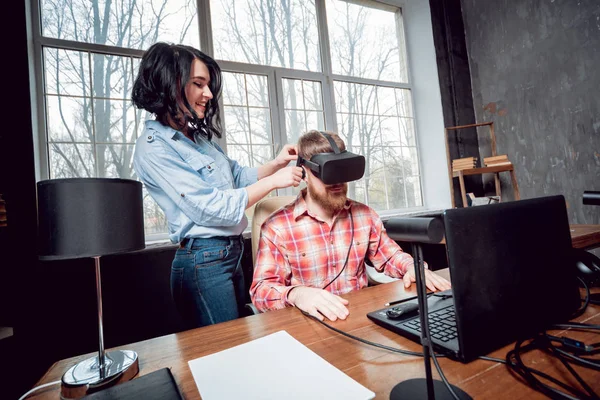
left=551, top=323, right=600, bottom=331
left=570, top=278, right=591, bottom=320
left=552, top=347, right=600, bottom=370
left=506, top=339, right=588, bottom=400
left=542, top=336, right=598, bottom=398
left=478, top=356, right=506, bottom=364
left=300, top=309, right=443, bottom=358
left=505, top=335, right=600, bottom=400
left=322, top=210, right=353, bottom=290
left=485, top=351, right=582, bottom=394
left=430, top=349, right=461, bottom=400
left=412, top=245, right=461, bottom=400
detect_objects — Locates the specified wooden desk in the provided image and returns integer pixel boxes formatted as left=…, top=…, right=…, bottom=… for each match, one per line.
left=29, top=269, right=599, bottom=400
left=416, top=224, right=600, bottom=248
left=571, top=224, right=600, bottom=249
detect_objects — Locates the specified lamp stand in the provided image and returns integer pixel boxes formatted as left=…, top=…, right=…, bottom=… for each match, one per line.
left=61, top=256, right=139, bottom=399
left=390, top=244, right=471, bottom=400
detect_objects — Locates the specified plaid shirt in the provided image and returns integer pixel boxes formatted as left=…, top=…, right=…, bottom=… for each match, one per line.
left=250, top=190, right=416, bottom=312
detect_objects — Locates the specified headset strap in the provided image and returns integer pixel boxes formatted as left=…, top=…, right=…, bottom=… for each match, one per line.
left=297, top=157, right=320, bottom=173
left=320, top=131, right=342, bottom=154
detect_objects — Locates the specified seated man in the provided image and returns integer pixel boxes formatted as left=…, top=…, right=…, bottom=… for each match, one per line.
left=250, top=130, right=450, bottom=322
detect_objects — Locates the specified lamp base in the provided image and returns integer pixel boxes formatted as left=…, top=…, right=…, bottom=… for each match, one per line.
left=61, top=350, right=139, bottom=399
left=390, top=378, right=472, bottom=400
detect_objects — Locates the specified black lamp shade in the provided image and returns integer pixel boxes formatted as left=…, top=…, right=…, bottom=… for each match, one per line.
left=37, top=178, right=145, bottom=260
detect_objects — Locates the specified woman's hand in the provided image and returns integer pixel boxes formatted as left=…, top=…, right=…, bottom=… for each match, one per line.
left=274, top=144, right=298, bottom=167
left=257, top=144, right=299, bottom=180
left=268, top=166, right=303, bottom=189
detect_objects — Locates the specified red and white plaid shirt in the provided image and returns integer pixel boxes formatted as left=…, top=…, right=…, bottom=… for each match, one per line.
left=250, top=190, right=416, bottom=312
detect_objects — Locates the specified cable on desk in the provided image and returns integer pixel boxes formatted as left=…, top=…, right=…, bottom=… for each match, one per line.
left=477, top=353, right=589, bottom=393
left=570, top=278, right=591, bottom=320
left=18, top=380, right=61, bottom=400
left=478, top=355, right=506, bottom=364
left=300, top=310, right=438, bottom=357
left=551, top=323, right=600, bottom=331
left=506, top=334, right=600, bottom=400
left=422, top=311, right=461, bottom=400
left=302, top=310, right=463, bottom=399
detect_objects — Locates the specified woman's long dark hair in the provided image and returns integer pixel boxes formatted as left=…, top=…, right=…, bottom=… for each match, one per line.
left=132, top=42, right=223, bottom=140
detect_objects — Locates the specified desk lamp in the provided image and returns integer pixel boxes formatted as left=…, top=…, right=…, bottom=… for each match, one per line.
left=37, top=178, right=145, bottom=399
left=385, top=217, right=471, bottom=400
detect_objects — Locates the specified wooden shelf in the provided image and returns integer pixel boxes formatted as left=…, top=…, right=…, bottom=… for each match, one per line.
left=452, top=164, right=514, bottom=178
left=445, top=122, right=520, bottom=207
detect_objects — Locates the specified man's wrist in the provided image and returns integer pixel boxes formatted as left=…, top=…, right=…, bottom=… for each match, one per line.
left=285, top=285, right=302, bottom=305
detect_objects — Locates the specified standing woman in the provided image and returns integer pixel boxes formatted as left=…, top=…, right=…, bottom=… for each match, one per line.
left=132, top=42, right=302, bottom=328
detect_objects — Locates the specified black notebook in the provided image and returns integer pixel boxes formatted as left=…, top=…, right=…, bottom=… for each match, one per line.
left=82, top=368, right=183, bottom=400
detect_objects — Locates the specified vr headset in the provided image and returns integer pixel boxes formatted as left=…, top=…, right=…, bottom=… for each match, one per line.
left=296, top=131, right=366, bottom=185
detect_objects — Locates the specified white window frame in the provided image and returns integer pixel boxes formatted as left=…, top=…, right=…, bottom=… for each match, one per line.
left=26, top=0, right=451, bottom=243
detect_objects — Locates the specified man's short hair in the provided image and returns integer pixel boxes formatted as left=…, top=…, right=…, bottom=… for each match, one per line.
left=298, top=130, right=346, bottom=160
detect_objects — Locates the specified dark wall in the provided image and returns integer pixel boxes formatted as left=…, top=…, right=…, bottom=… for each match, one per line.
left=429, top=0, right=483, bottom=207
left=460, top=0, right=600, bottom=222
left=2, top=0, right=41, bottom=398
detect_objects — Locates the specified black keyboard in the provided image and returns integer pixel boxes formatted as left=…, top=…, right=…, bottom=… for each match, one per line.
left=401, top=307, right=458, bottom=342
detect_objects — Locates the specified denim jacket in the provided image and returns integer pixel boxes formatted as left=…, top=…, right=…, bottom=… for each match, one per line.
left=133, top=120, right=258, bottom=243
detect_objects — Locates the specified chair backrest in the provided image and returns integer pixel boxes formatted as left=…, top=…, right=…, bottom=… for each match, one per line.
left=251, top=196, right=296, bottom=266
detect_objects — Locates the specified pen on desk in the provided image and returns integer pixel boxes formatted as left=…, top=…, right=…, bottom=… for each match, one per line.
left=384, top=296, right=416, bottom=307
left=384, top=292, right=445, bottom=307
left=384, top=299, right=404, bottom=307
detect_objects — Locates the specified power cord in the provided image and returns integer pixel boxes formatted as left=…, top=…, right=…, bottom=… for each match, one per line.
left=502, top=278, right=600, bottom=399
left=300, top=309, right=439, bottom=357
left=506, top=335, right=600, bottom=400
left=18, top=380, right=61, bottom=400
left=570, top=277, right=591, bottom=320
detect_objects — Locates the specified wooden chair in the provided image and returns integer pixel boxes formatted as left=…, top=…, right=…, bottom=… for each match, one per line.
left=444, top=121, right=520, bottom=208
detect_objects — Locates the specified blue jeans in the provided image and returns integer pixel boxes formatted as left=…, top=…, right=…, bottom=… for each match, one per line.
left=171, top=235, right=245, bottom=329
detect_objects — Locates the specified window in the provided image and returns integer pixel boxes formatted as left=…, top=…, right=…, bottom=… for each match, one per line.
left=222, top=72, right=273, bottom=167
left=326, top=0, right=408, bottom=82
left=282, top=78, right=325, bottom=144
left=211, top=0, right=321, bottom=72
left=32, top=0, right=432, bottom=242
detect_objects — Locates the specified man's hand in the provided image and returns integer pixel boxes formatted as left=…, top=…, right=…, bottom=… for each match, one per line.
left=287, top=286, right=349, bottom=321
left=403, top=267, right=451, bottom=292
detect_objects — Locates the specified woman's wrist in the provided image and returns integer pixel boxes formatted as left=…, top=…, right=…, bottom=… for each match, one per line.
left=258, top=159, right=284, bottom=180
left=271, top=157, right=288, bottom=169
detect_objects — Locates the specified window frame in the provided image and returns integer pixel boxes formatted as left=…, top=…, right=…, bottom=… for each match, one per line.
left=27, top=0, right=451, bottom=243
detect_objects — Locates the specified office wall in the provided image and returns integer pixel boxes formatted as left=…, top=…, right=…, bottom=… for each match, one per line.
left=460, top=0, right=600, bottom=223
left=428, top=0, right=483, bottom=207
left=1, top=0, right=41, bottom=397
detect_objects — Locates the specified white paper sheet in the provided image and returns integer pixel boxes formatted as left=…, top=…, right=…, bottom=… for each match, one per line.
left=188, top=330, right=375, bottom=400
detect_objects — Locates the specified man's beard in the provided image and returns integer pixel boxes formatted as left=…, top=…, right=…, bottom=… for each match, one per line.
left=307, top=182, right=348, bottom=213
